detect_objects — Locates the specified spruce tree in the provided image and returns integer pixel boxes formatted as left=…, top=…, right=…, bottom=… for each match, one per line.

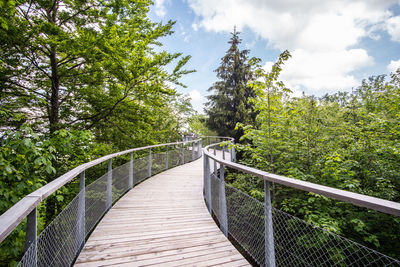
left=205, top=28, right=256, bottom=142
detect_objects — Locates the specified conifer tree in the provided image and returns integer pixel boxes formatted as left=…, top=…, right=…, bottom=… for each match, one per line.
left=205, top=28, right=256, bottom=142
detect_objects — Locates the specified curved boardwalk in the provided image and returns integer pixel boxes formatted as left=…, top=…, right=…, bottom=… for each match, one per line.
left=75, top=157, right=250, bottom=266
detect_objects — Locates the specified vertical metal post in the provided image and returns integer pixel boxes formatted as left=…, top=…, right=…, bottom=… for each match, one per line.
left=198, top=140, right=202, bottom=158
left=222, top=145, right=226, bottom=160
left=219, top=165, right=228, bottom=237
left=129, top=153, right=133, bottom=189
left=264, top=180, right=276, bottom=267
left=24, top=207, right=37, bottom=266
left=106, top=159, right=112, bottom=210
left=205, top=156, right=212, bottom=214
left=148, top=148, right=152, bottom=177
left=191, top=141, right=195, bottom=161
left=165, top=145, right=169, bottom=170
left=203, top=155, right=207, bottom=197
left=181, top=142, right=185, bottom=165
left=194, top=141, right=198, bottom=159
left=232, top=146, right=236, bottom=162
left=213, top=148, right=217, bottom=175
left=77, top=171, right=85, bottom=251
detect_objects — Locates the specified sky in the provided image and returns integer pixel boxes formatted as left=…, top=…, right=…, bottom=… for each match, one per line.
left=148, top=0, right=400, bottom=113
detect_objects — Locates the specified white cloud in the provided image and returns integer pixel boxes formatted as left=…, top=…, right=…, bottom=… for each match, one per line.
left=387, top=16, right=400, bottom=42
left=188, top=89, right=205, bottom=113
left=192, top=23, right=199, bottom=31
left=265, top=49, right=374, bottom=92
left=189, top=89, right=204, bottom=102
left=387, top=59, right=400, bottom=73
left=186, top=0, right=398, bottom=93
left=154, top=0, right=167, bottom=17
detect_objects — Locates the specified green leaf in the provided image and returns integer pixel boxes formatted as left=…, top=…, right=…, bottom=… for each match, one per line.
left=56, top=195, right=64, bottom=202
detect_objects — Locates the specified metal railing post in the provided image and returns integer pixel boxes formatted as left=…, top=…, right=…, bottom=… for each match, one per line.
left=205, top=156, right=212, bottom=214
left=222, top=145, right=226, bottom=160
left=203, top=155, right=206, bottom=196
left=264, top=180, right=276, bottom=267
left=192, top=141, right=195, bottom=161
left=165, top=145, right=169, bottom=170
left=106, top=159, right=112, bottom=210
left=24, top=207, right=37, bottom=266
left=213, top=148, right=217, bottom=175
left=219, top=165, right=228, bottom=237
left=198, top=140, right=202, bottom=158
left=129, top=153, right=133, bottom=189
left=148, top=148, right=152, bottom=177
left=77, top=171, right=85, bottom=252
left=232, top=146, right=236, bottom=162
left=181, top=142, right=185, bottom=165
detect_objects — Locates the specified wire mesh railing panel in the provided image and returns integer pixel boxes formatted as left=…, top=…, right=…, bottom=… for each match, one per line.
left=132, top=157, right=148, bottom=184
left=168, top=147, right=182, bottom=168
left=225, top=184, right=266, bottom=266
left=272, top=208, right=400, bottom=267
left=112, top=162, right=130, bottom=203
left=222, top=183, right=400, bottom=267
left=18, top=241, right=36, bottom=267
left=194, top=142, right=199, bottom=157
left=210, top=173, right=220, bottom=221
left=184, top=144, right=192, bottom=163
left=85, top=173, right=107, bottom=235
left=19, top=191, right=84, bottom=267
left=151, top=152, right=166, bottom=176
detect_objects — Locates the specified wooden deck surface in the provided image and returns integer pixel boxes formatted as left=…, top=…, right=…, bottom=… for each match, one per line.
left=75, top=155, right=250, bottom=267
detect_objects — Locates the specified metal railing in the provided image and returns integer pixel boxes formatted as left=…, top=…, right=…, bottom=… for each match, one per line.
left=203, top=140, right=400, bottom=266
left=0, top=138, right=202, bottom=266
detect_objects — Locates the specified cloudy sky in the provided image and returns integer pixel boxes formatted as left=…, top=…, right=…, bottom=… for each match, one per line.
left=149, top=0, right=400, bottom=113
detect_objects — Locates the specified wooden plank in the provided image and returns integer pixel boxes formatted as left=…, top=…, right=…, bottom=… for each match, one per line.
left=78, top=244, right=237, bottom=267
left=75, top=156, right=250, bottom=266
left=208, top=259, right=250, bottom=267
left=85, top=225, right=219, bottom=243
left=79, top=234, right=228, bottom=256
left=141, top=249, right=242, bottom=267
left=76, top=240, right=231, bottom=264
left=95, top=221, right=216, bottom=232
left=179, top=253, right=249, bottom=267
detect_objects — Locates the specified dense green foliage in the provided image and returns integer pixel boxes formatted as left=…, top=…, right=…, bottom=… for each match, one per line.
left=232, top=52, right=400, bottom=259
left=187, top=113, right=217, bottom=136
left=0, top=0, right=195, bottom=264
left=0, top=0, right=193, bottom=143
left=205, top=28, right=256, bottom=142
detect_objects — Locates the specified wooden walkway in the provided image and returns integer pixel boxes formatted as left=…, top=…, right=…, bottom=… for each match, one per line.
left=75, top=156, right=250, bottom=266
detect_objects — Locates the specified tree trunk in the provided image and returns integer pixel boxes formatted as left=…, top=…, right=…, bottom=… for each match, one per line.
left=49, top=48, right=60, bottom=134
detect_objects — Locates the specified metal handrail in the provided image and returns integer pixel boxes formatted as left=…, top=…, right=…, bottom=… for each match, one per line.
left=203, top=142, right=400, bottom=217
left=203, top=140, right=400, bottom=266
left=0, top=139, right=202, bottom=243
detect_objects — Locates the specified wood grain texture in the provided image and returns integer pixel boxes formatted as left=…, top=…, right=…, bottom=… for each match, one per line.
left=75, top=155, right=249, bottom=267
